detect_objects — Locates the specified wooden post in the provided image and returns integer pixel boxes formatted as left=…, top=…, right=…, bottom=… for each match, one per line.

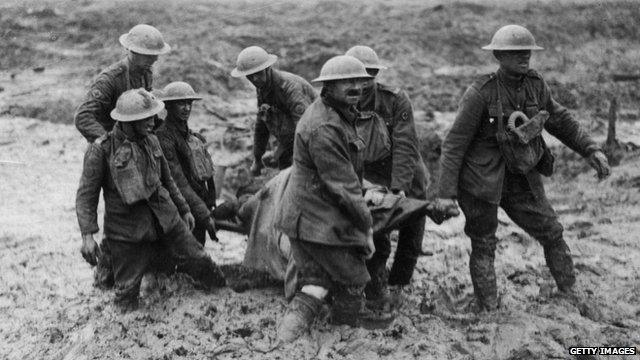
left=606, top=96, right=617, bottom=146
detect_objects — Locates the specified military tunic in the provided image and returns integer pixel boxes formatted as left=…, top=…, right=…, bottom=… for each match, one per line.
left=358, top=83, right=428, bottom=286
left=275, top=93, right=372, bottom=288
left=437, top=68, right=601, bottom=308
left=75, top=58, right=152, bottom=143
left=157, top=117, right=216, bottom=245
left=76, top=125, right=223, bottom=305
left=254, top=69, right=317, bottom=169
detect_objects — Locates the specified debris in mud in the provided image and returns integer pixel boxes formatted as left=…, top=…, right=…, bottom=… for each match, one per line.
left=173, top=345, right=188, bottom=356
left=613, top=174, right=640, bottom=189
left=46, top=327, right=64, bottom=343
left=232, top=325, right=254, bottom=338
left=384, top=324, right=406, bottom=340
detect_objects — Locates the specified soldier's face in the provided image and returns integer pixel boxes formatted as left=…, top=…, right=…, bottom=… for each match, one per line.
left=362, top=69, right=377, bottom=92
left=495, top=50, right=531, bottom=75
left=246, top=69, right=268, bottom=88
left=166, top=100, right=193, bottom=122
left=129, top=51, right=158, bottom=71
left=132, top=117, right=155, bottom=136
left=325, top=78, right=365, bottom=106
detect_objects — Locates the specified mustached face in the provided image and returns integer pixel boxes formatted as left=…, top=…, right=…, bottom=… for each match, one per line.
left=166, top=100, right=193, bottom=122
left=325, top=78, right=366, bottom=105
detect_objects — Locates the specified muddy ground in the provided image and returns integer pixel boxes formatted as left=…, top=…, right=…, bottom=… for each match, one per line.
left=1, top=1, right=640, bottom=359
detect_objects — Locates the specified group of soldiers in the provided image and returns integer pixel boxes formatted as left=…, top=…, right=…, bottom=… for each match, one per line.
left=74, top=23, right=611, bottom=343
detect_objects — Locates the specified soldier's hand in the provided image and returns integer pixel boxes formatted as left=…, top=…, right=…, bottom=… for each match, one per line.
left=428, top=198, right=460, bottom=225
left=250, top=160, right=263, bottom=176
left=364, top=228, right=375, bottom=260
left=364, top=189, right=385, bottom=206
left=183, top=212, right=196, bottom=231
left=392, top=189, right=406, bottom=198
left=588, top=150, right=611, bottom=180
left=206, top=217, right=219, bottom=242
left=80, top=233, right=101, bottom=266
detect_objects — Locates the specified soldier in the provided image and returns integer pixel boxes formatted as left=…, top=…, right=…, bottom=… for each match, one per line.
left=230, top=46, right=317, bottom=174
left=156, top=82, right=217, bottom=246
left=74, top=24, right=170, bottom=289
left=345, top=45, right=429, bottom=309
left=76, top=88, right=226, bottom=310
left=274, top=55, right=394, bottom=343
left=75, top=24, right=170, bottom=143
left=434, top=25, right=611, bottom=311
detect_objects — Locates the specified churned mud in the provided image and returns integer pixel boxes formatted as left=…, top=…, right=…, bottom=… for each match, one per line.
left=2, top=1, right=640, bottom=359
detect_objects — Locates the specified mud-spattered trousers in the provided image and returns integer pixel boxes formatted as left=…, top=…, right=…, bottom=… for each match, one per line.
left=104, top=219, right=224, bottom=307
left=94, top=220, right=210, bottom=289
left=457, top=186, right=575, bottom=310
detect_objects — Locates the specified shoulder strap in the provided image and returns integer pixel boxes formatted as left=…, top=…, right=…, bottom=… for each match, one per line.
left=494, top=77, right=508, bottom=142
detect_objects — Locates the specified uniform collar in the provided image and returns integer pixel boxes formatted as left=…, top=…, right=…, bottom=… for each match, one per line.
left=124, top=57, right=152, bottom=78
left=496, top=68, right=526, bottom=87
left=164, top=114, right=189, bottom=137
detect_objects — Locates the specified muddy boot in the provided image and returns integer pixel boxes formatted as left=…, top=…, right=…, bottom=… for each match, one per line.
left=469, top=238, right=498, bottom=311
left=365, top=264, right=391, bottom=311
left=331, top=285, right=394, bottom=329
left=277, top=292, right=323, bottom=343
left=543, top=240, right=576, bottom=292
left=114, top=283, right=140, bottom=312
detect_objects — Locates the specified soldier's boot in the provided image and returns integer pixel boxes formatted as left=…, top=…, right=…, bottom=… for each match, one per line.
left=277, top=292, right=323, bottom=343
left=331, top=285, right=394, bottom=329
left=114, top=280, right=141, bottom=312
left=365, top=263, right=391, bottom=311
left=542, top=239, right=576, bottom=293
left=469, top=238, right=498, bottom=312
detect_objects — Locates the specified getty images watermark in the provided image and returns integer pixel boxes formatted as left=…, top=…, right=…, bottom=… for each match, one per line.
left=569, top=347, right=637, bottom=356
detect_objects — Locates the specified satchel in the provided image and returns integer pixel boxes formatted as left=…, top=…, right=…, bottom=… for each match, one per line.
left=109, top=139, right=160, bottom=205
left=186, top=133, right=215, bottom=181
left=494, top=81, right=547, bottom=175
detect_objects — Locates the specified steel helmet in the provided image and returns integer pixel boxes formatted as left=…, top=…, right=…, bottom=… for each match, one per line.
left=156, top=81, right=202, bottom=102
left=482, top=25, right=543, bottom=51
left=230, top=46, right=278, bottom=77
left=111, top=88, right=164, bottom=122
left=119, top=24, right=171, bottom=55
left=345, top=45, right=388, bottom=70
left=311, top=55, right=373, bottom=83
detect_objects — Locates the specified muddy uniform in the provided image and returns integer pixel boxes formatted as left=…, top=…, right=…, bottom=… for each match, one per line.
left=358, top=83, right=428, bottom=286
left=438, top=69, right=601, bottom=307
left=157, top=117, right=216, bottom=245
left=75, top=58, right=153, bottom=143
left=254, top=69, right=317, bottom=169
left=76, top=126, right=224, bottom=306
left=275, top=92, right=372, bottom=306
left=74, top=58, right=153, bottom=288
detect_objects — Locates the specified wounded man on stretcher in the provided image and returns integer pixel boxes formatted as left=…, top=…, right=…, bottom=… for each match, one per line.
left=216, top=168, right=457, bottom=300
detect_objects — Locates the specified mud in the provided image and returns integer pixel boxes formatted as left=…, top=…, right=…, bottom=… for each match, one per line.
left=2, top=1, right=640, bottom=359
